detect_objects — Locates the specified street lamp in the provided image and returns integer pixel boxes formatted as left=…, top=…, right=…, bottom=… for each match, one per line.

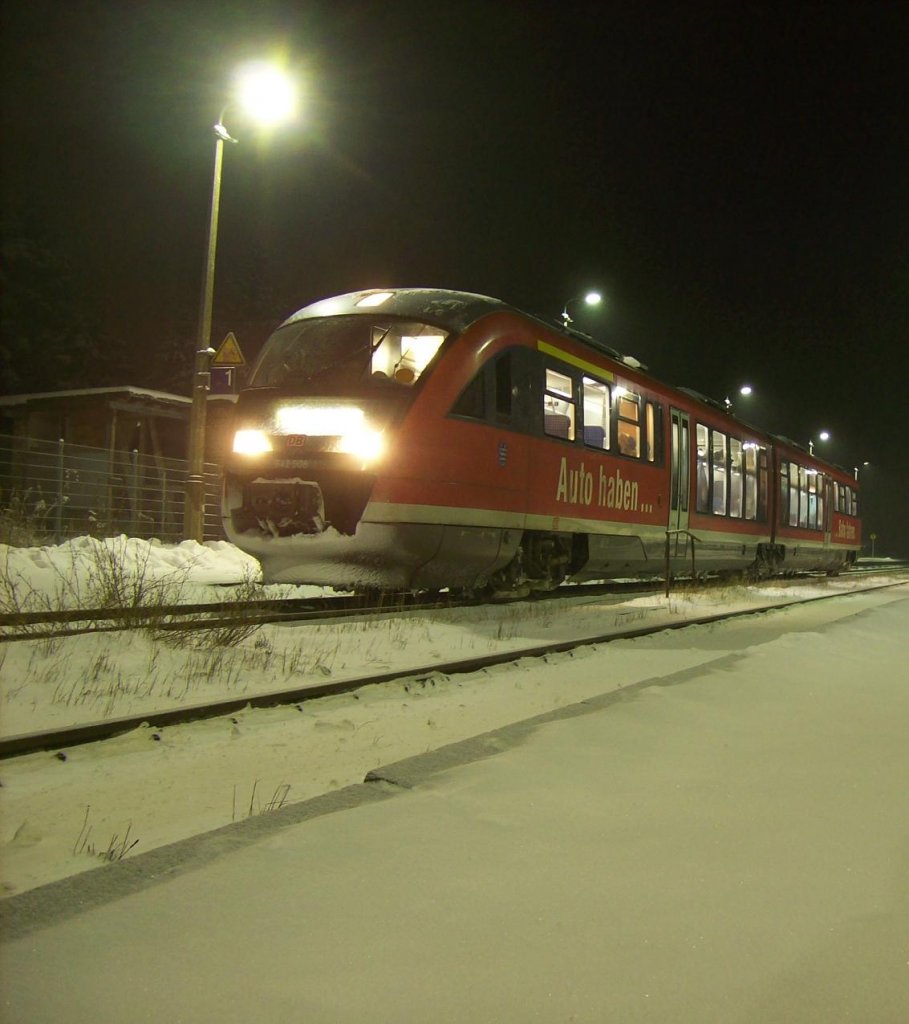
left=808, top=430, right=830, bottom=456
left=560, top=291, right=602, bottom=329
left=723, top=383, right=753, bottom=411
left=183, top=62, right=298, bottom=542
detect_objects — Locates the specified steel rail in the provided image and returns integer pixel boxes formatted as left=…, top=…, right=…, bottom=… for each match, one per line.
left=2, top=564, right=905, bottom=642
left=1, top=576, right=905, bottom=761
left=0, top=579, right=688, bottom=642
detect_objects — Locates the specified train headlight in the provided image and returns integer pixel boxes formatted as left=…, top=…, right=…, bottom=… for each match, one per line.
left=276, top=404, right=365, bottom=435
left=233, top=429, right=273, bottom=456
left=335, top=428, right=385, bottom=462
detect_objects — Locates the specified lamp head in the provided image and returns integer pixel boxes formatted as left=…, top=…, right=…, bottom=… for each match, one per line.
left=235, top=61, right=298, bottom=126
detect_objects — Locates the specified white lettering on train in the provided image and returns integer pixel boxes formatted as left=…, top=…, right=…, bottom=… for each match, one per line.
left=835, top=519, right=857, bottom=541
left=555, top=457, right=639, bottom=511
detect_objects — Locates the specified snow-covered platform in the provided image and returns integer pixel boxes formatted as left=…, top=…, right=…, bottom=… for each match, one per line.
left=2, top=586, right=908, bottom=1023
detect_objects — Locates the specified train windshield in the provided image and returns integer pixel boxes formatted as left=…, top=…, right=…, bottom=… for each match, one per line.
left=250, top=317, right=449, bottom=390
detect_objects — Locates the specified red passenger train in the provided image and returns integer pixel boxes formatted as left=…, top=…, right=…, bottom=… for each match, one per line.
left=222, top=288, right=861, bottom=592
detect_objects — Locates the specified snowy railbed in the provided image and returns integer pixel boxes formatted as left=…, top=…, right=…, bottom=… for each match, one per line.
left=1, top=536, right=907, bottom=896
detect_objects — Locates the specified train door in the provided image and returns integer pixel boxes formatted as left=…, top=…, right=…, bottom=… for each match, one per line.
left=668, top=408, right=691, bottom=560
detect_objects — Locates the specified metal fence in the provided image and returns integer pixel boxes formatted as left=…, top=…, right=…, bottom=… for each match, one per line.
left=0, top=434, right=222, bottom=545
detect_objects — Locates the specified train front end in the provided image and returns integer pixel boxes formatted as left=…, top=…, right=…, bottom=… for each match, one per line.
left=222, top=288, right=501, bottom=588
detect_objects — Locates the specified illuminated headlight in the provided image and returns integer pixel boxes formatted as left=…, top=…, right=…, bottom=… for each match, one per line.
left=335, top=428, right=385, bottom=462
left=233, top=429, right=273, bottom=456
left=276, top=404, right=365, bottom=435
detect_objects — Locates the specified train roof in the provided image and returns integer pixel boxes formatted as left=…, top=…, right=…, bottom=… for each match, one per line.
left=282, top=287, right=649, bottom=370
left=282, top=288, right=512, bottom=333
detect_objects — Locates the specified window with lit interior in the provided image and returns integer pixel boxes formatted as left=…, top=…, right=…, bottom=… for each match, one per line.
left=615, top=389, right=641, bottom=457
left=582, top=377, right=610, bottom=450
left=250, top=317, right=448, bottom=389
left=544, top=368, right=576, bottom=440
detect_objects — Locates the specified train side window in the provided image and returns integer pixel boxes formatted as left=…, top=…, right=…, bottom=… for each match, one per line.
left=807, top=471, right=819, bottom=529
left=451, top=371, right=486, bottom=420
left=696, top=423, right=710, bottom=513
left=780, top=460, right=790, bottom=525
left=729, top=437, right=743, bottom=517
left=815, top=472, right=825, bottom=528
left=711, top=430, right=727, bottom=515
left=743, top=444, right=758, bottom=520
left=789, top=462, right=800, bottom=526
left=679, top=419, right=689, bottom=511
left=582, top=376, right=610, bottom=450
left=798, top=465, right=808, bottom=527
left=495, top=353, right=512, bottom=419
left=615, top=390, right=641, bottom=457
left=645, top=401, right=662, bottom=463
left=544, top=367, right=576, bottom=440
left=757, top=449, right=768, bottom=522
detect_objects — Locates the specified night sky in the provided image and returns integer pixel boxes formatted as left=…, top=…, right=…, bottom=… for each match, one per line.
left=2, top=2, right=908, bottom=502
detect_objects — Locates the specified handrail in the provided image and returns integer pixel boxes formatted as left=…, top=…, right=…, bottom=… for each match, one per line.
left=663, top=528, right=701, bottom=597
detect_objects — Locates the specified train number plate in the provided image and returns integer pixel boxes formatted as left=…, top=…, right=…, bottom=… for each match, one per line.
left=285, top=435, right=307, bottom=447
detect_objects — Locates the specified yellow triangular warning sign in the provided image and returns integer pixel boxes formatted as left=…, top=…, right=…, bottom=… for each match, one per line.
left=212, top=332, right=245, bottom=366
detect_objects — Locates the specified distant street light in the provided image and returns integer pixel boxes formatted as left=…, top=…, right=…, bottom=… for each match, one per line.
left=560, top=291, right=602, bottom=329
left=183, top=62, right=298, bottom=543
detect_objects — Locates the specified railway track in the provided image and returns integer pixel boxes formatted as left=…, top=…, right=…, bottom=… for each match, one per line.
left=2, top=561, right=905, bottom=643
left=2, top=571, right=906, bottom=761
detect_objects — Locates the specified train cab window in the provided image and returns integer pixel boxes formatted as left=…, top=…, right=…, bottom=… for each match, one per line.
left=582, top=377, right=610, bottom=450
left=544, top=368, right=576, bottom=440
left=251, top=317, right=449, bottom=389
left=615, top=390, right=641, bottom=456
left=370, top=324, right=446, bottom=385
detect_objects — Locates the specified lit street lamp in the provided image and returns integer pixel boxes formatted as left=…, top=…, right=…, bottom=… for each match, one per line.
left=808, top=430, right=830, bottom=456
left=723, top=383, right=753, bottom=411
left=183, top=62, right=298, bottom=542
left=560, top=291, right=602, bottom=329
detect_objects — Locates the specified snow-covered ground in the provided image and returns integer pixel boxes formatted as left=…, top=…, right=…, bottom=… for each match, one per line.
left=1, top=537, right=907, bottom=899
left=1, top=540, right=907, bottom=1024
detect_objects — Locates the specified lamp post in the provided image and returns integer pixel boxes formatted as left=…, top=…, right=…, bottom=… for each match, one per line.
left=183, top=63, right=297, bottom=542
left=560, top=291, right=602, bottom=329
